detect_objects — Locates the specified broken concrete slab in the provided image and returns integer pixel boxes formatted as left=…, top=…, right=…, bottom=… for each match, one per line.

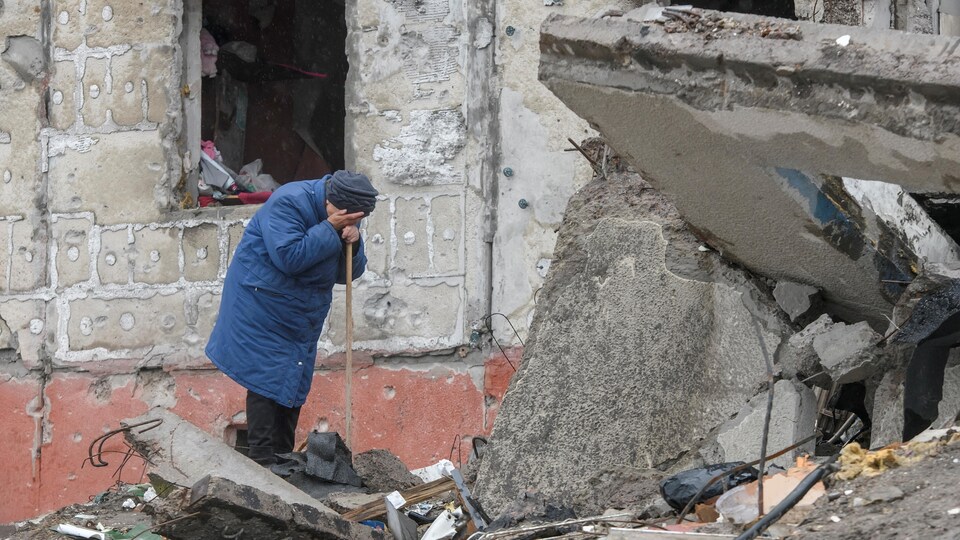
left=813, top=321, right=882, bottom=384
left=779, top=314, right=833, bottom=382
left=353, top=449, right=423, bottom=492
left=773, top=281, right=820, bottom=323
left=569, top=467, right=671, bottom=518
left=158, top=475, right=382, bottom=540
left=538, top=11, right=960, bottom=327
left=323, top=491, right=386, bottom=514
left=474, top=163, right=790, bottom=515
left=123, top=408, right=339, bottom=514
left=715, top=380, right=818, bottom=468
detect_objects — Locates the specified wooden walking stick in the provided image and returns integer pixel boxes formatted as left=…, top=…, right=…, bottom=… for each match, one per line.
left=345, top=242, right=354, bottom=447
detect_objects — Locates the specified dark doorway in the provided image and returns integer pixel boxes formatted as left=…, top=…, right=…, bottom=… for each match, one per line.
left=200, top=0, right=347, bottom=186
left=681, top=0, right=797, bottom=19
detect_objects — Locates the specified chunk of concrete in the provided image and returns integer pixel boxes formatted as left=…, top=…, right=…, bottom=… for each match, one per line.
left=353, top=449, right=423, bottom=492
left=773, top=281, right=820, bottom=323
left=779, top=314, right=833, bottom=382
left=715, top=380, right=818, bottom=468
left=323, top=491, right=386, bottom=514
left=158, top=475, right=382, bottom=540
left=474, top=166, right=790, bottom=515
left=539, top=11, right=960, bottom=327
left=1, top=36, right=46, bottom=83
left=871, top=367, right=906, bottom=448
left=123, top=408, right=339, bottom=514
left=813, top=321, right=882, bottom=384
left=568, top=467, right=670, bottom=518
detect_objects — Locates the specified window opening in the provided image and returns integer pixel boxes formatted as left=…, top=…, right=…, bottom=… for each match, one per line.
left=196, top=0, right=348, bottom=207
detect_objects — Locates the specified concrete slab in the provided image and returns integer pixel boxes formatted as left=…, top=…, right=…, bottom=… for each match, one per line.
left=539, top=11, right=960, bottom=326
left=123, top=408, right=340, bottom=515
left=474, top=167, right=789, bottom=515
left=159, top=475, right=383, bottom=540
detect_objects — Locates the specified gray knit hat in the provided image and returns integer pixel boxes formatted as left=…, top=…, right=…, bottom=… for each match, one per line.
left=325, top=170, right=379, bottom=216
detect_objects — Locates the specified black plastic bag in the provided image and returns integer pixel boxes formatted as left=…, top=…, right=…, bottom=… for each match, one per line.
left=659, top=462, right=759, bottom=511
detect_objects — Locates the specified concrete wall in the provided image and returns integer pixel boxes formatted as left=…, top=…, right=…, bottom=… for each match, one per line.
left=0, top=0, right=614, bottom=523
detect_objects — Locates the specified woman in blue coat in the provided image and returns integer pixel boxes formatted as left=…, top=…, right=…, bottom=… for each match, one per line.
left=206, top=170, right=378, bottom=465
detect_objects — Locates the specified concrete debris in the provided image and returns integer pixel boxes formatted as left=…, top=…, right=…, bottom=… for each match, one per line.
left=813, top=321, right=882, bottom=384
left=474, top=164, right=791, bottom=516
left=779, top=314, right=833, bottom=382
left=323, top=491, right=385, bottom=514
left=483, top=490, right=576, bottom=533
left=160, top=475, right=383, bottom=540
left=538, top=10, right=960, bottom=327
left=122, top=408, right=341, bottom=514
left=354, top=448, right=424, bottom=492
left=773, top=281, right=821, bottom=323
left=569, top=467, right=670, bottom=518
left=714, top=380, right=818, bottom=468
left=1, top=35, right=46, bottom=83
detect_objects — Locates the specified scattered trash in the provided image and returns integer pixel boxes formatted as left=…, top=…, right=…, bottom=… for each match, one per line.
left=659, top=462, right=759, bottom=512
left=142, top=486, right=158, bottom=503
left=715, top=457, right=825, bottom=524
left=121, top=499, right=136, bottom=510
left=421, top=509, right=458, bottom=540
left=412, top=459, right=456, bottom=483
left=829, top=515, right=842, bottom=523
left=386, top=490, right=407, bottom=509
left=53, top=524, right=106, bottom=539
left=384, top=496, right=418, bottom=540
left=949, top=507, right=960, bottom=515
left=836, top=35, right=851, bottom=47
left=834, top=435, right=960, bottom=481
left=74, top=514, right=97, bottom=520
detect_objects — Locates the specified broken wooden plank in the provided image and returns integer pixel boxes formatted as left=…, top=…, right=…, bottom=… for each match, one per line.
left=342, top=477, right=456, bottom=522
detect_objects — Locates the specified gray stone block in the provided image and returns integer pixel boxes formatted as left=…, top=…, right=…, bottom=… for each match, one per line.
left=166, top=475, right=382, bottom=540
left=715, top=379, right=818, bottom=469
left=813, top=321, right=882, bottom=384
left=773, top=281, right=820, bottom=323
left=474, top=170, right=789, bottom=515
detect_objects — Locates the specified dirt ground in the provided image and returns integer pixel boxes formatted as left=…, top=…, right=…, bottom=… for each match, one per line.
left=788, top=439, right=960, bottom=540
left=0, top=486, right=159, bottom=540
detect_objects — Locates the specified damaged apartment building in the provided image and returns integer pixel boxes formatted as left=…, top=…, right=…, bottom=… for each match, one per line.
left=2, top=0, right=960, bottom=533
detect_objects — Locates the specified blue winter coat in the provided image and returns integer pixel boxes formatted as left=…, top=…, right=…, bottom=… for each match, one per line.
left=205, top=178, right=366, bottom=408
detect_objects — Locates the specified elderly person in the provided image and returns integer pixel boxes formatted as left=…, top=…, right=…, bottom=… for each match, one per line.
left=206, top=170, right=378, bottom=466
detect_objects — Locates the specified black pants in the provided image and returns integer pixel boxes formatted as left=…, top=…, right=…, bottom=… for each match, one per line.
left=246, top=390, right=301, bottom=466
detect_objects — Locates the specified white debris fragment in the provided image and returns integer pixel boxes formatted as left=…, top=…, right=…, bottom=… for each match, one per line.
left=411, top=459, right=456, bottom=482
left=386, top=491, right=407, bottom=510
left=121, top=498, right=136, bottom=509
left=830, top=515, right=842, bottom=523
left=143, top=486, right=158, bottom=503
left=836, top=35, right=851, bottom=47
left=844, top=489, right=854, bottom=496
left=949, top=508, right=960, bottom=515
left=698, top=245, right=711, bottom=252
left=54, top=524, right=106, bottom=539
